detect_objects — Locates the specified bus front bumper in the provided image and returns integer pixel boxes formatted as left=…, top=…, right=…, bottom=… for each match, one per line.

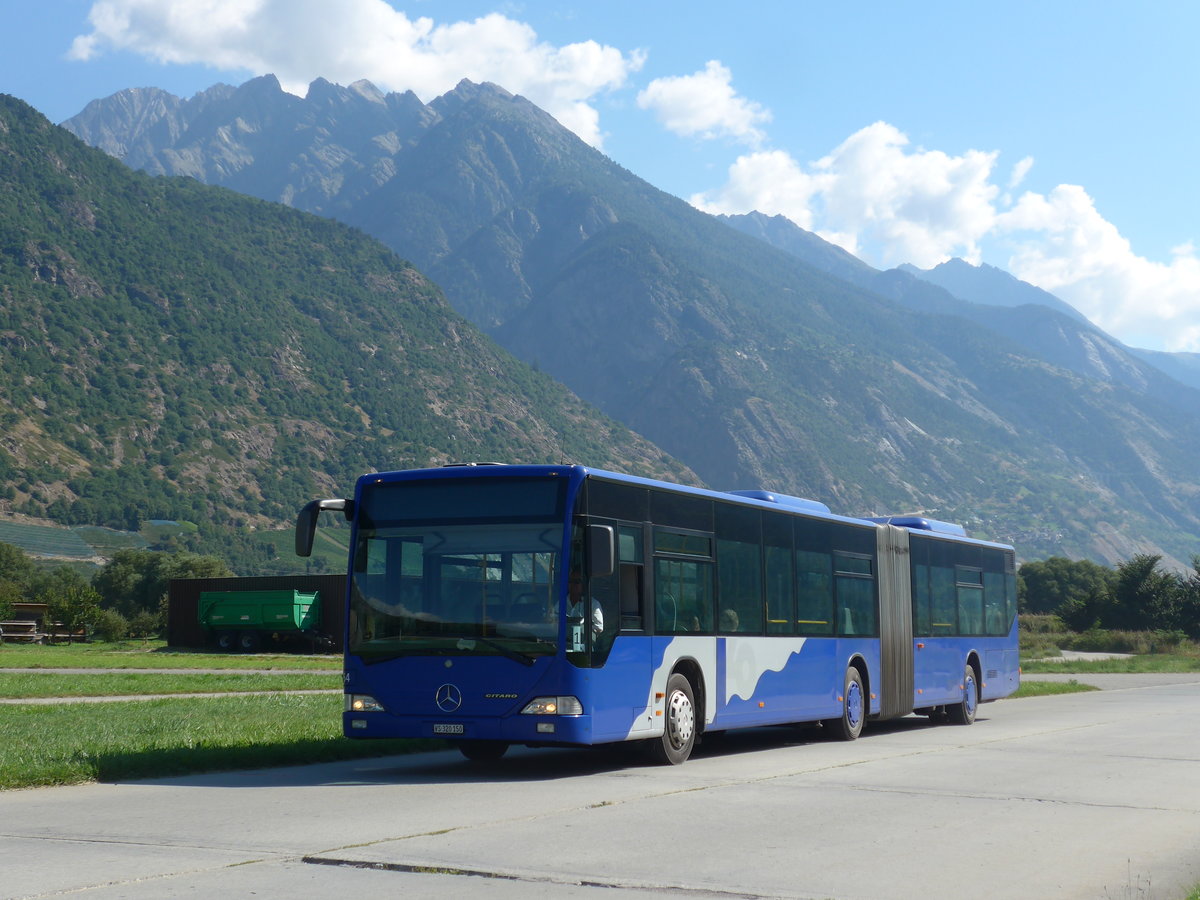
left=343, top=710, right=595, bottom=745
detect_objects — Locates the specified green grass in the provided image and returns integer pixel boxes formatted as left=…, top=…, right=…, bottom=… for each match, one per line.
left=1011, top=679, right=1098, bottom=698
left=1021, top=654, right=1200, bottom=675
left=0, top=694, right=441, bottom=789
left=0, top=641, right=339, bottom=670
left=0, top=671, right=339, bottom=698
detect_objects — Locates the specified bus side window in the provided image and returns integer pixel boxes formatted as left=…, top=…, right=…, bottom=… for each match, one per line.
left=716, top=503, right=763, bottom=634
left=796, top=550, right=833, bottom=635
left=617, top=525, right=644, bottom=630
left=835, top=553, right=876, bottom=637
left=655, top=557, right=713, bottom=633
left=763, top=512, right=794, bottom=635
left=956, top=567, right=984, bottom=635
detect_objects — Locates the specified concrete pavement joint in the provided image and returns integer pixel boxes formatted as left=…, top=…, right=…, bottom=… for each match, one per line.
left=302, top=854, right=780, bottom=898
left=842, top=782, right=1200, bottom=814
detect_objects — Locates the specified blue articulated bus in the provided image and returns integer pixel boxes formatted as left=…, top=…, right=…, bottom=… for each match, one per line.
left=295, top=464, right=1020, bottom=764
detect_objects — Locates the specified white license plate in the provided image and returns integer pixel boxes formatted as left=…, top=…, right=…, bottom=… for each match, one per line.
left=433, top=723, right=464, bottom=735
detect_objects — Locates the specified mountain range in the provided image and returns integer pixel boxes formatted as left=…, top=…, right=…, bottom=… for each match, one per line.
left=13, top=75, right=1200, bottom=568
left=0, top=93, right=690, bottom=569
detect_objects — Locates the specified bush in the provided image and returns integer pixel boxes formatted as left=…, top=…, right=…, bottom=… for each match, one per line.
left=91, top=608, right=129, bottom=642
left=1017, top=615, right=1069, bottom=659
left=1063, top=628, right=1194, bottom=655
left=1019, top=614, right=1068, bottom=635
left=127, top=610, right=164, bottom=640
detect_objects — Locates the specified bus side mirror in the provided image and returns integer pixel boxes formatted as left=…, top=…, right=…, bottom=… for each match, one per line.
left=587, top=524, right=615, bottom=578
left=295, top=498, right=352, bottom=557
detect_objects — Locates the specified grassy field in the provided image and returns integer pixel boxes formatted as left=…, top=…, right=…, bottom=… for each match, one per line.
left=0, top=670, right=338, bottom=698
left=1011, top=679, right=1097, bottom=697
left=1021, top=654, right=1200, bottom=675
left=0, top=641, right=339, bottom=670
left=0, top=694, right=440, bottom=790
left=0, top=641, right=429, bottom=789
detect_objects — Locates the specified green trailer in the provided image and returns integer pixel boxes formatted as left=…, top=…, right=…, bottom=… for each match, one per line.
left=199, top=589, right=323, bottom=652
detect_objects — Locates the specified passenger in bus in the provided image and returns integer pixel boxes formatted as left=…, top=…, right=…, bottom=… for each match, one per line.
left=720, top=609, right=740, bottom=632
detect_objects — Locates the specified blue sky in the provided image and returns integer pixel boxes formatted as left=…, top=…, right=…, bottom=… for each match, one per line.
left=4, top=0, right=1199, bottom=352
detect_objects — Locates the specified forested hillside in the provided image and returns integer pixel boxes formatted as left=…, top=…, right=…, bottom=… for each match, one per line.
left=0, top=94, right=691, bottom=570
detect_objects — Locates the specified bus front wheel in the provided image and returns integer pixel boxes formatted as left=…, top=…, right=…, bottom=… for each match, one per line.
left=649, top=673, right=696, bottom=765
left=824, top=667, right=865, bottom=740
left=947, top=664, right=978, bottom=725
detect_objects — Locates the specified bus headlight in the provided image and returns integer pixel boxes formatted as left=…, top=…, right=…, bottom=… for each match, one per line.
left=346, top=694, right=385, bottom=712
left=520, top=696, right=583, bottom=716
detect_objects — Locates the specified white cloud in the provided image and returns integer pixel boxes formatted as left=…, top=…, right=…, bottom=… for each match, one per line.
left=68, top=0, right=643, bottom=147
left=695, top=124, right=1200, bottom=353
left=998, top=185, right=1200, bottom=352
left=1008, top=155, right=1033, bottom=189
left=637, top=60, right=770, bottom=146
left=690, top=149, right=826, bottom=229
left=693, top=122, right=999, bottom=269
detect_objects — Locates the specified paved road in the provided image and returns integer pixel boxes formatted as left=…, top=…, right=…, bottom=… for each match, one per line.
left=3, top=675, right=1199, bottom=900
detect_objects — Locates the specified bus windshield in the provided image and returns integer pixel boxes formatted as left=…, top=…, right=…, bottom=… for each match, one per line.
left=349, top=516, right=566, bottom=663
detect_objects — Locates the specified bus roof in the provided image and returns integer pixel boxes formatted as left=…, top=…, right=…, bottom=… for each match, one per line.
left=359, top=464, right=1009, bottom=549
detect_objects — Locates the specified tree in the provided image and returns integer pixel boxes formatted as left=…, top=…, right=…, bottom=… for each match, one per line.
left=1181, top=556, right=1200, bottom=639
left=0, top=542, right=35, bottom=620
left=1018, top=557, right=1115, bottom=616
left=33, top=568, right=101, bottom=632
left=0, top=541, right=34, bottom=588
left=92, top=549, right=155, bottom=619
left=1110, top=554, right=1183, bottom=632
left=0, top=579, right=20, bottom=622
left=93, top=549, right=233, bottom=619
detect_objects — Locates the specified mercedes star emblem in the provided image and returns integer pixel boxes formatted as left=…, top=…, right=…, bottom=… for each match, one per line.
left=435, top=683, right=463, bottom=712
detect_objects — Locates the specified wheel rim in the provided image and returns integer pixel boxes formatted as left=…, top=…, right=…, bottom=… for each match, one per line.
left=666, top=688, right=695, bottom=750
left=965, top=673, right=977, bottom=717
left=846, top=679, right=863, bottom=728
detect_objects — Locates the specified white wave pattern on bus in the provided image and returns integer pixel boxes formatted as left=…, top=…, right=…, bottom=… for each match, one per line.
left=724, top=637, right=807, bottom=704
left=644, top=637, right=718, bottom=734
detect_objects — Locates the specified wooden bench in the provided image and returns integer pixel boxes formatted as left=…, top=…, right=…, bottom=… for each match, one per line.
left=0, top=620, right=48, bottom=644
left=47, top=623, right=92, bottom=644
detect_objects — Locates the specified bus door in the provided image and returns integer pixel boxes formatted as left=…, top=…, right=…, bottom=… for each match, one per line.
left=583, top=522, right=655, bottom=742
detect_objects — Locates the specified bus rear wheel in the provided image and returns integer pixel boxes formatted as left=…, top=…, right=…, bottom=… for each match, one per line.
left=459, top=741, right=509, bottom=762
left=947, top=664, right=978, bottom=725
left=824, top=666, right=865, bottom=741
left=649, top=673, right=696, bottom=765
